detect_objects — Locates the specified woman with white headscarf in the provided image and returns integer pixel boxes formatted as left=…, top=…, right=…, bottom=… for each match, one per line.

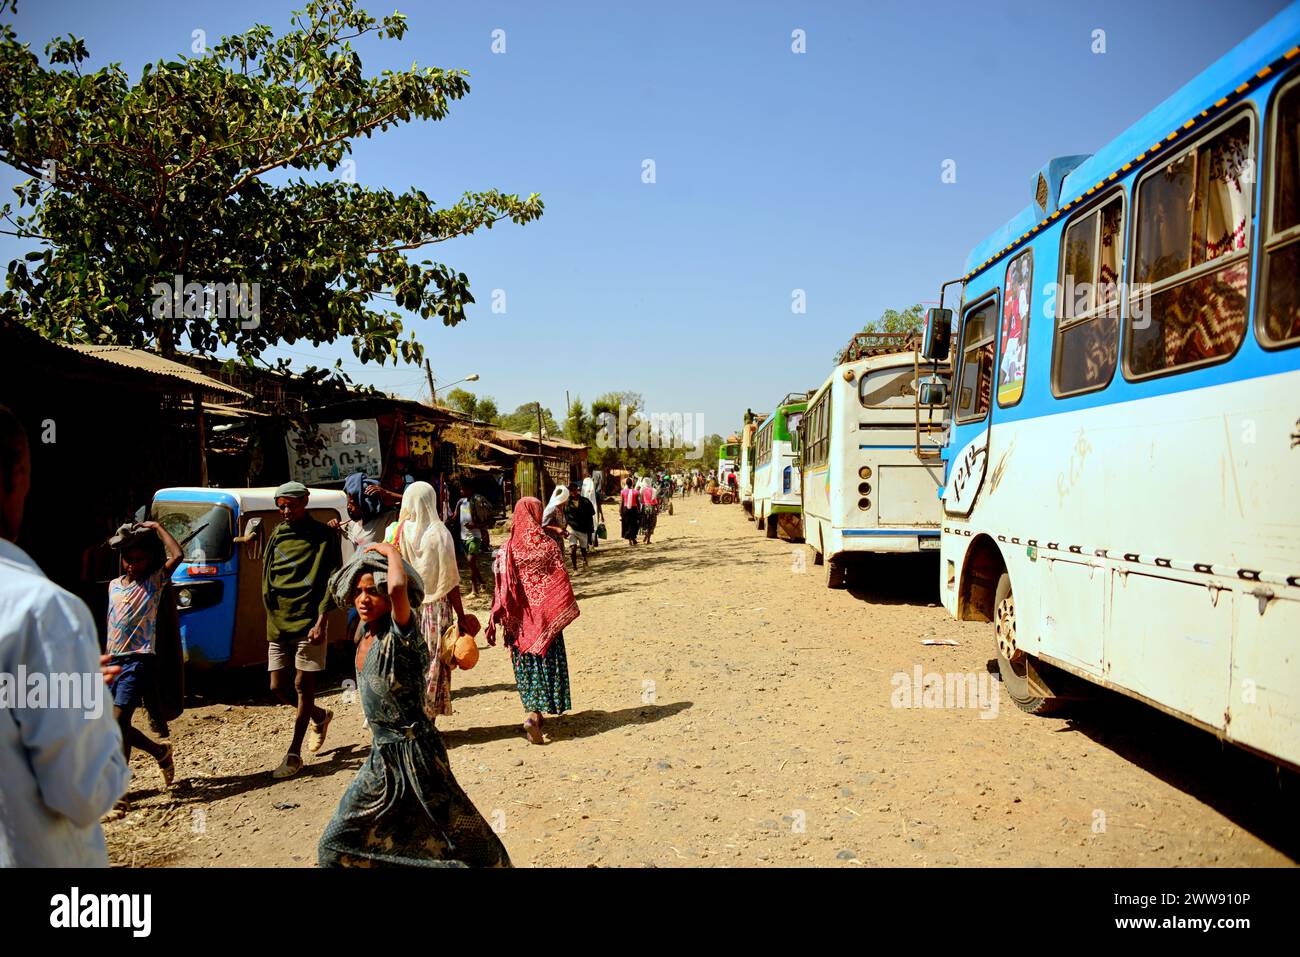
left=541, top=484, right=569, bottom=542
left=581, top=477, right=602, bottom=549
left=391, top=481, right=469, bottom=721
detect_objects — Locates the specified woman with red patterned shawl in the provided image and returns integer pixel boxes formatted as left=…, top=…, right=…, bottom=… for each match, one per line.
left=487, top=498, right=580, bottom=745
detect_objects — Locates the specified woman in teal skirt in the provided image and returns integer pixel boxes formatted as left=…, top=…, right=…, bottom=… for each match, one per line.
left=487, top=498, right=580, bottom=745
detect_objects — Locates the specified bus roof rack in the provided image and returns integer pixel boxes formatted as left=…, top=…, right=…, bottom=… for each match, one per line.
left=778, top=392, right=808, bottom=407
left=837, top=331, right=920, bottom=364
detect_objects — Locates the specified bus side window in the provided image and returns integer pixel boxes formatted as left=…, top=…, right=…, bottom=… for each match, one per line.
left=1054, top=194, right=1124, bottom=395
left=1127, top=111, right=1254, bottom=377
left=955, top=298, right=998, bottom=422
left=1259, top=74, right=1300, bottom=348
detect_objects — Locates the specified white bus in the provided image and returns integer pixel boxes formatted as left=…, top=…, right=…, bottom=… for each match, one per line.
left=932, top=6, right=1300, bottom=769
left=800, top=335, right=950, bottom=587
left=753, top=393, right=807, bottom=539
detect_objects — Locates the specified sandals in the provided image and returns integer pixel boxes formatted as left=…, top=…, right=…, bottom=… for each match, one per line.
left=271, top=753, right=304, bottom=779
left=156, top=743, right=175, bottom=789
left=307, top=709, right=333, bottom=754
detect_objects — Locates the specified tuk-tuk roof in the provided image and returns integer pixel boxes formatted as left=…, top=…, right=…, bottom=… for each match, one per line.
left=153, top=486, right=349, bottom=514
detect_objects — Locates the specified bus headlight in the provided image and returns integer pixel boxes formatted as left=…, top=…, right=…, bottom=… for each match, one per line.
left=858, top=497, right=871, bottom=510
left=176, top=587, right=193, bottom=609
left=858, top=466, right=872, bottom=479
left=858, top=481, right=871, bottom=495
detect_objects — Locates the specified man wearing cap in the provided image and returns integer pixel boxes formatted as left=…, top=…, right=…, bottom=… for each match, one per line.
left=262, top=482, right=341, bottom=779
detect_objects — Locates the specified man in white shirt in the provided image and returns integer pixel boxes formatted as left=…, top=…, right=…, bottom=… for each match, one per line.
left=0, top=405, right=129, bottom=866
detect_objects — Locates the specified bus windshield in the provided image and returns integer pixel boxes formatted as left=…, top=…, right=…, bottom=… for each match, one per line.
left=858, top=366, right=950, bottom=408
left=151, top=502, right=235, bottom=563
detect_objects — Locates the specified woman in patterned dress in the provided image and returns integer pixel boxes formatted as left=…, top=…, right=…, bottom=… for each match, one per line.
left=318, top=544, right=509, bottom=867
left=487, top=498, right=580, bottom=745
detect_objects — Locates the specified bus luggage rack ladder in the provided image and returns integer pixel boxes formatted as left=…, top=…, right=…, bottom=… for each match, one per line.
left=913, top=350, right=946, bottom=461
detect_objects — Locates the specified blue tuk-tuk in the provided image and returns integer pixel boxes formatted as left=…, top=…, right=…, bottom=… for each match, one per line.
left=150, top=487, right=355, bottom=668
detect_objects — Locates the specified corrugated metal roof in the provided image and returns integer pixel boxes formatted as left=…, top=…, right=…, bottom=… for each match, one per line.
left=68, top=345, right=251, bottom=399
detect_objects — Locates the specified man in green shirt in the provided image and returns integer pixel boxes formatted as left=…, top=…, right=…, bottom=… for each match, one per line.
left=262, top=482, right=341, bottom=779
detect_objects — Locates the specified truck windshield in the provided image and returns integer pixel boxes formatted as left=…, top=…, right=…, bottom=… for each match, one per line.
left=151, top=502, right=234, bottom=563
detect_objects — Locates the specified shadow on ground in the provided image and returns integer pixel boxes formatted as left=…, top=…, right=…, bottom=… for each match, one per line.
left=440, top=700, right=693, bottom=749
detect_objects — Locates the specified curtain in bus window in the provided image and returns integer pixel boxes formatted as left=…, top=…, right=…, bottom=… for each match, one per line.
left=1129, top=118, right=1252, bottom=375
left=997, top=251, right=1032, bottom=405
left=1196, top=123, right=1251, bottom=262
left=1062, top=213, right=1095, bottom=319
left=1135, top=153, right=1195, bottom=285
left=1264, top=83, right=1300, bottom=345
left=1098, top=201, right=1122, bottom=309
left=1130, top=261, right=1249, bottom=373
left=1057, top=313, right=1119, bottom=393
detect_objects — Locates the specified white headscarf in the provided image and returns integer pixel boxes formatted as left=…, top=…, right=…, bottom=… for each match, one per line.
left=396, top=481, right=460, bottom=603
left=581, top=477, right=599, bottom=514
left=542, top=484, right=570, bottom=526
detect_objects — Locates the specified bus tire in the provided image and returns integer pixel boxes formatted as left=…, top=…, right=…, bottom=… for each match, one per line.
left=756, top=513, right=765, bottom=530
left=811, top=545, right=824, bottom=566
left=992, top=571, right=1063, bottom=715
left=766, top=513, right=778, bottom=539
left=825, top=557, right=845, bottom=589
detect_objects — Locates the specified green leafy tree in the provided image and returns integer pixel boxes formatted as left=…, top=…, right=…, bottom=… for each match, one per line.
left=564, top=394, right=593, bottom=446
left=699, top=433, right=724, bottom=468
left=837, top=304, right=924, bottom=361
left=0, top=0, right=542, bottom=376
left=475, top=395, right=499, bottom=425
left=499, top=402, right=558, bottom=436
left=444, top=387, right=478, bottom=418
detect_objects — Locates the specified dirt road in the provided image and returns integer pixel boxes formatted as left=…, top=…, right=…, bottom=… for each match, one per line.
left=104, top=493, right=1297, bottom=867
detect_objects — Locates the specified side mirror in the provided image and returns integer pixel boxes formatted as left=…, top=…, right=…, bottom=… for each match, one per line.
left=919, top=381, right=949, bottom=407
left=922, top=308, right=953, bottom=361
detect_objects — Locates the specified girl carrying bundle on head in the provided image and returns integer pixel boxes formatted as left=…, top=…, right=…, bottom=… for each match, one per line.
left=317, top=542, right=509, bottom=868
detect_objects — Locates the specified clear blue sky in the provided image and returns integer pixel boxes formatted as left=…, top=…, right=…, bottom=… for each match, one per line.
left=3, top=0, right=1291, bottom=437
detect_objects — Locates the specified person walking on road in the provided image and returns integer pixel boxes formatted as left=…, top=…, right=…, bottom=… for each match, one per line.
left=639, top=478, right=660, bottom=545
left=262, top=481, right=341, bottom=779
left=392, top=482, right=470, bottom=722
left=104, top=520, right=185, bottom=802
left=453, top=483, right=488, bottom=597
left=487, top=498, right=580, bottom=745
left=620, top=477, right=640, bottom=546
left=581, top=476, right=602, bottom=549
left=318, top=543, right=510, bottom=867
left=0, top=406, right=129, bottom=866
left=565, top=482, right=595, bottom=569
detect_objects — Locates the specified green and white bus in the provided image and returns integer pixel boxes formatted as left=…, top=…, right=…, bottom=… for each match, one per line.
left=753, top=393, right=808, bottom=539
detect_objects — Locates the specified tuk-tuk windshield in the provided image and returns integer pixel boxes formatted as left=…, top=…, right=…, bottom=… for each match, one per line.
left=151, top=502, right=234, bottom=563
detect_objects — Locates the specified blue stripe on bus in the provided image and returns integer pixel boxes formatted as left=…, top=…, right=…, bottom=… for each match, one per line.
left=843, top=529, right=940, bottom=536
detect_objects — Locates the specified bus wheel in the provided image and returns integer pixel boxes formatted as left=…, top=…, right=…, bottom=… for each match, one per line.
left=811, top=545, right=824, bottom=566
left=756, top=513, right=765, bottom=530
left=992, top=571, right=1062, bottom=715
left=825, top=557, right=846, bottom=589
left=765, top=513, right=778, bottom=539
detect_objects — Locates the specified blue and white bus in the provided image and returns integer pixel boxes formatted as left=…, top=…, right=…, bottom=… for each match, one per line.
left=931, top=3, right=1300, bottom=769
